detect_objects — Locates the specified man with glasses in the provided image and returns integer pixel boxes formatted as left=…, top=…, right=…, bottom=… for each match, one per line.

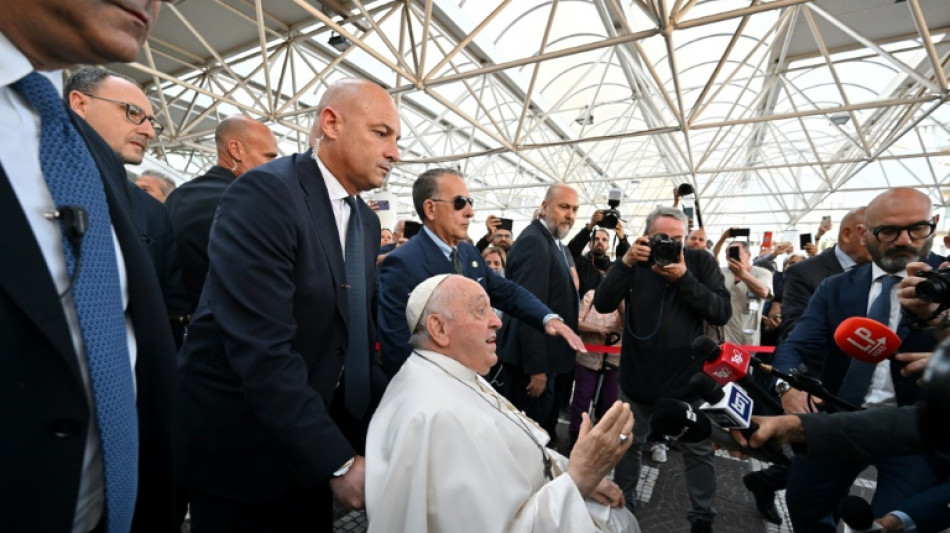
left=378, top=168, right=585, bottom=378
left=65, top=67, right=164, bottom=165
left=65, top=66, right=189, bottom=347
left=773, top=187, right=944, bottom=532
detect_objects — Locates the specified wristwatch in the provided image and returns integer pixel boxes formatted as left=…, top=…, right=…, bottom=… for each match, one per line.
left=774, top=381, right=791, bottom=397
left=332, top=457, right=356, bottom=478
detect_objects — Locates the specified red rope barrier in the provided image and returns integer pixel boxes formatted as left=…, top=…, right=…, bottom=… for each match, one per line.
left=581, top=344, right=775, bottom=354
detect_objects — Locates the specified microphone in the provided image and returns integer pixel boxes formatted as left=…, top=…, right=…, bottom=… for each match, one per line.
left=691, top=374, right=753, bottom=429
left=690, top=374, right=790, bottom=465
left=691, top=336, right=783, bottom=414
left=839, top=495, right=883, bottom=532
left=834, top=316, right=901, bottom=365
left=650, top=398, right=787, bottom=464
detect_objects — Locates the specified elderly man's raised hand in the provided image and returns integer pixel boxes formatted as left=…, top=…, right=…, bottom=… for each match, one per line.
left=567, top=401, right=633, bottom=498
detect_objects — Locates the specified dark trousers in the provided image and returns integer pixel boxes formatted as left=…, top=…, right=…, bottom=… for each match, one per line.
left=786, top=454, right=940, bottom=532
left=568, top=362, right=619, bottom=438
left=190, top=483, right=331, bottom=533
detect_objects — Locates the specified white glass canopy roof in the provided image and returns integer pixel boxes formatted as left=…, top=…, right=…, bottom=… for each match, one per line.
left=110, top=0, right=950, bottom=241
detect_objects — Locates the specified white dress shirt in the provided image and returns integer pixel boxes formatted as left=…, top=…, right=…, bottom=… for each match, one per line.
left=862, top=263, right=903, bottom=408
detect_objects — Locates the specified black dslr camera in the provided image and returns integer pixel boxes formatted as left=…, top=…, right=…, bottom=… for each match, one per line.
left=600, top=188, right=622, bottom=230
left=648, top=233, right=682, bottom=267
left=916, top=267, right=950, bottom=306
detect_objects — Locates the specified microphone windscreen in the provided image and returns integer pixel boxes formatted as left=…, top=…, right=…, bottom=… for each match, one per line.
left=691, top=335, right=720, bottom=363
left=839, top=495, right=875, bottom=530
left=651, top=398, right=712, bottom=443
left=834, top=316, right=901, bottom=364
left=690, top=372, right=724, bottom=404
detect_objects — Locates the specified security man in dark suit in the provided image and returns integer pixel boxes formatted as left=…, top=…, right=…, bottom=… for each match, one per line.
left=780, top=207, right=870, bottom=338
left=166, top=114, right=278, bottom=312
left=176, top=78, right=396, bottom=531
left=378, top=168, right=584, bottom=378
left=0, top=1, right=176, bottom=531
left=497, top=184, right=582, bottom=436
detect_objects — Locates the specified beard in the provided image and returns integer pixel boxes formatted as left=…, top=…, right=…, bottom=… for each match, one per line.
left=868, top=237, right=933, bottom=273
left=544, top=217, right=571, bottom=239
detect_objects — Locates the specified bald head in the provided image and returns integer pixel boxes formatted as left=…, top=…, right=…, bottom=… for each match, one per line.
left=214, top=115, right=278, bottom=177
left=865, top=188, right=932, bottom=225
left=837, top=207, right=870, bottom=263
left=862, top=188, right=937, bottom=273
left=309, top=78, right=400, bottom=195
left=540, top=184, right=579, bottom=239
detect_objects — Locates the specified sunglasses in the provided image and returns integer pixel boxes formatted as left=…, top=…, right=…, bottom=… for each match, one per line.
left=81, top=92, right=165, bottom=136
left=431, top=195, right=475, bottom=210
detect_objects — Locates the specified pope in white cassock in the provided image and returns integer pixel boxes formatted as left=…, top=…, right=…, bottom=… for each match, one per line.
left=366, top=274, right=640, bottom=532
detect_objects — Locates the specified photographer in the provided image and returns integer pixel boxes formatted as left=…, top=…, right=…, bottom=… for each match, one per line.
left=567, top=211, right=630, bottom=297
left=593, top=207, right=730, bottom=533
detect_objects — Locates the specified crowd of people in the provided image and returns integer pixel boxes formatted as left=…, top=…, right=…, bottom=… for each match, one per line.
left=3, top=2, right=948, bottom=532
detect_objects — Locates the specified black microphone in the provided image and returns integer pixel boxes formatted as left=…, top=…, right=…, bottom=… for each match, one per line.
left=690, top=336, right=783, bottom=414
left=45, top=205, right=88, bottom=297
left=650, top=398, right=788, bottom=464
left=839, top=495, right=882, bottom=532
left=690, top=374, right=790, bottom=466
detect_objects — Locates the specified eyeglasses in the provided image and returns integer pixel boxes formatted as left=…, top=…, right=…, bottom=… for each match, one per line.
left=81, top=92, right=165, bottom=136
left=864, top=218, right=937, bottom=243
left=431, top=195, right=475, bottom=210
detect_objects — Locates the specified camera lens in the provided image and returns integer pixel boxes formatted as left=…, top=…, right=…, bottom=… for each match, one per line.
left=916, top=276, right=950, bottom=304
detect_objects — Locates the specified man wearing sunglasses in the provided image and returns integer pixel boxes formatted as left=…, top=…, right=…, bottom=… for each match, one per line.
left=379, top=168, right=585, bottom=379
left=773, top=187, right=945, bottom=532
left=65, top=66, right=189, bottom=348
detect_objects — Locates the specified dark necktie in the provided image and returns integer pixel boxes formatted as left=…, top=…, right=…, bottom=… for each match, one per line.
left=343, top=197, right=369, bottom=418
left=839, top=275, right=900, bottom=406
left=12, top=72, right=138, bottom=532
left=450, top=248, right=463, bottom=274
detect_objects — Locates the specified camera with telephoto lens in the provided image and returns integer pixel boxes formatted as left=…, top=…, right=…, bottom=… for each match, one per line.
left=915, top=267, right=950, bottom=306
left=649, top=233, right=682, bottom=267
left=600, top=188, right=623, bottom=230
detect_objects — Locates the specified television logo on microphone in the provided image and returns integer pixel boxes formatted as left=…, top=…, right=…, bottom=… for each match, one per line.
left=703, top=342, right=751, bottom=386
left=844, top=327, right=888, bottom=358
left=727, top=386, right=752, bottom=420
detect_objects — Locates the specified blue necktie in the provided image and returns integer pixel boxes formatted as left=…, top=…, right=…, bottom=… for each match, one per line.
left=343, top=197, right=369, bottom=418
left=12, top=72, right=138, bottom=532
left=838, top=275, right=900, bottom=406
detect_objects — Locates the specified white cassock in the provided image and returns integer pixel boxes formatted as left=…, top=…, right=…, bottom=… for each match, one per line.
left=366, top=350, right=640, bottom=533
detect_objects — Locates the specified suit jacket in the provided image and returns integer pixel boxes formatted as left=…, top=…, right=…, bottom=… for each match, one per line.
left=129, top=186, right=189, bottom=345
left=779, top=246, right=844, bottom=339
left=0, top=110, right=176, bottom=531
left=176, top=150, right=381, bottom=502
left=378, top=228, right=550, bottom=377
left=165, top=165, right=237, bottom=312
left=800, top=405, right=922, bottom=460
left=774, top=263, right=935, bottom=406
left=498, top=219, right=579, bottom=375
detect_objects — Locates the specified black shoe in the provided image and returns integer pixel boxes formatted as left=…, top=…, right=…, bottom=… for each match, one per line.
left=743, top=472, right=782, bottom=525
left=690, top=519, right=713, bottom=533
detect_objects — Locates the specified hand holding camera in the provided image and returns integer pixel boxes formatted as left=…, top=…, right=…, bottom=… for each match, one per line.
left=623, top=234, right=685, bottom=281
left=588, top=210, right=604, bottom=230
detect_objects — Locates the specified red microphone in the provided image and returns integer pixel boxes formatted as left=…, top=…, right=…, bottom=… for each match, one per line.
left=834, top=316, right=901, bottom=364
left=691, top=336, right=784, bottom=413
left=701, top=340, right=752, bottom=386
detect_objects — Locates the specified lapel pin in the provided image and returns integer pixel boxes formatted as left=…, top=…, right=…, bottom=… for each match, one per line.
left=471, top=260, right=478, bottom=268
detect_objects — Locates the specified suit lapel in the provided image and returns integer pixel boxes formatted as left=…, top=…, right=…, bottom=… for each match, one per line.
left=418, top=230, right=455, bottom=277
left=297, top=150, right=348, bottom=324
left=0, top=164, right=78, bottom=373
